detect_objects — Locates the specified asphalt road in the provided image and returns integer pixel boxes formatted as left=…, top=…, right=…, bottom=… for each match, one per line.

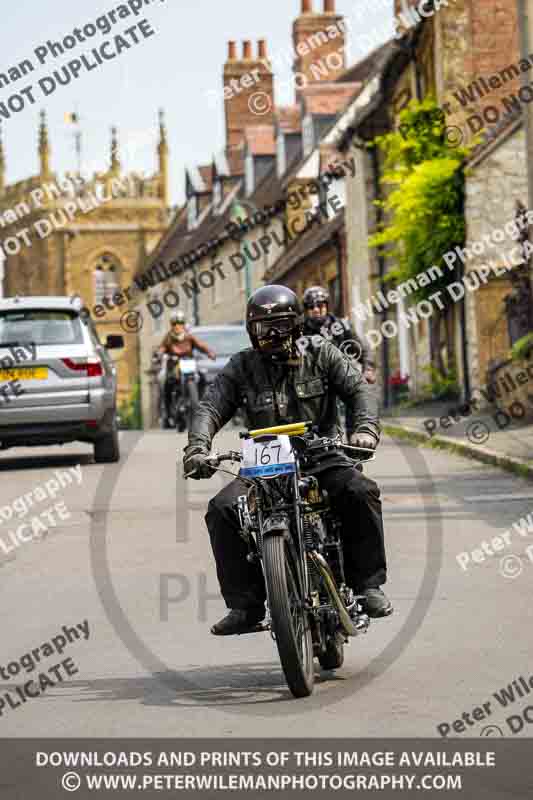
left=1, top=429, right=532, bottom=738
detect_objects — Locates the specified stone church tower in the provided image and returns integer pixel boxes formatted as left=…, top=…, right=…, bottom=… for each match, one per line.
left=0, top=111, right=171, bottom=406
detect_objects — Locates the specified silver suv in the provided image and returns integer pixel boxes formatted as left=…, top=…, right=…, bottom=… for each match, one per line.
left=0, top=295, right=123, bottom=463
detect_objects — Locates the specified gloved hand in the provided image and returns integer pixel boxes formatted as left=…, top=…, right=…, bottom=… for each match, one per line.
left=183, top=447, right=216, bottom=480
left=348, top=431, right=377, bottom=450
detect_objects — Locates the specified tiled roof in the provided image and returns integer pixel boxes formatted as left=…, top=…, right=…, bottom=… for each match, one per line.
left=265, top=210, right=345, bottom=282
left=301, top=83, right=362, bottom=115
left=337, top=40, right=397, bottom=86
left=275, top=105, right=302, bottom=134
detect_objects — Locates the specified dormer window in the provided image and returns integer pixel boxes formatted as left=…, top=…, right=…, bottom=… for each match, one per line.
left=213, top=180, right=222, bottom=211
left=187, top=196, right=197, bottom=230
left=303, top=114, right=314, bottom=156
left=277, top=134, right=286, bottom=178
left=245, top=153, right=255, bottom=197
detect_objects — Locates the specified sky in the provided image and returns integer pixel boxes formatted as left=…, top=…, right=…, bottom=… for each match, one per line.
left=0, top=0, right=394, bottom=209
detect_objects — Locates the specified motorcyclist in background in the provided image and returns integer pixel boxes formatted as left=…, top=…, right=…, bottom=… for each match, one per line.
left=183, top=285, right=392, bottom=636
left=302, top=286, right=376, bottom=441
left=157, top=311, right=216, bottom=426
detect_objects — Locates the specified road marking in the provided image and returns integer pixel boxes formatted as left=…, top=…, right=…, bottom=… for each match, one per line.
left=464, top=493, right=533, bottom=502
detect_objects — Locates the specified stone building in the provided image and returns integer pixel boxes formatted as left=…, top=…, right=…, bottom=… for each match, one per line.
left=0, top=111, right=171, bottom=408
left=336, top=0, right=527, bottom=407
left=135, top=0, right=364, bottom=427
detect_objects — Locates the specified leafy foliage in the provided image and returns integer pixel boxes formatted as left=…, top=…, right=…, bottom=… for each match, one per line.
left=420, top=365, right=460, bottom=401
left=510, top=332, right=533, bottom=363
left=368, top=96, right=471, bottom=304
left=118, top=379, right=142, bottom=430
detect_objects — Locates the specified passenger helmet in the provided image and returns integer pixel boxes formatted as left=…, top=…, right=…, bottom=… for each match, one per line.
left=303, top=285, right=329, bottom=310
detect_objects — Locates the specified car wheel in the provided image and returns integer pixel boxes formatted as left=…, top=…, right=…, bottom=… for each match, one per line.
left=94, top=418, right=120, bottom=463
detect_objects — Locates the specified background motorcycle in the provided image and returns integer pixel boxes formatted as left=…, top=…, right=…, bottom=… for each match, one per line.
left=154, top=354, right=201, bottom=431
left=174, top=357, right=201, bottom=432
left=194, top=421, right=374, bottom=699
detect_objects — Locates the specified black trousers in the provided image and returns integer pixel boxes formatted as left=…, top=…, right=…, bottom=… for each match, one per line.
left=205, top=465, right=387, bottom=611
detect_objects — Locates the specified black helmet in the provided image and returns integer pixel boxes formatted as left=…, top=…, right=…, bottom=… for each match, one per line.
left=303, top=285, right=329, bottom=309
left=246, top=285, right=301, bottom=357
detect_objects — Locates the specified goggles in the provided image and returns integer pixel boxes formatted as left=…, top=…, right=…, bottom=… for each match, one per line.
left=250, top=317, right=296, bottom=338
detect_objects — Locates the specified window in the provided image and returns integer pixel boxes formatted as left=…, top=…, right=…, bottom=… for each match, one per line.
left=213, top=180, right=222, bottom=211
left=150, top=291, right=164, bottom=334
left=245, top=154, right=255, bottom=197
left=211, top=256, right=221, bottom=305
left=303, top=114, right=314, bottom=156
left=189, top=326, right=249, bottom=357
left=277, top=133, right=286, bottom=178
left=187, top=196, right=197, bottom=230
left=328, top=277, right=341, bottom=316
left=235, top=249, right=244, bottom=291
left=93, top=253, right=122, bottom=306
left=0, top=309, right=84, bottom=346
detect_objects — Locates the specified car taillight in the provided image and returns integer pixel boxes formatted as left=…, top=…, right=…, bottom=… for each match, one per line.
left=87, top=358, right=103, bottom=378
left=61, top=357, right=103, bottom=377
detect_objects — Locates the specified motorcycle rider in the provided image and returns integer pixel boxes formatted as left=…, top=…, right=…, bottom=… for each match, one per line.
left=183, top=285, right=392, bottom=636
left=157, top=311, right=216, bottom=425
left=302, top=286, right=376, bottom=382
left=302, top=286, right=376, bottom=442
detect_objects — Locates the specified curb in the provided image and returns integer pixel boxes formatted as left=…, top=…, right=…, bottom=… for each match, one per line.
left=383, top=422, right=533, bottom=482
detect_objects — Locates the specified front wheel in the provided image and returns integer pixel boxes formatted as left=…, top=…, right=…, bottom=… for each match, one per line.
left=185, top=380, right=199, bottom=430
left=263, top=535, right=314, bottom=698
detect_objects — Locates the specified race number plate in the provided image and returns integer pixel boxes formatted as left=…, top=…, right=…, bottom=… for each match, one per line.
left=179, top=359, right=196, bottom=375
left=240, top=435, right=296, bottom=478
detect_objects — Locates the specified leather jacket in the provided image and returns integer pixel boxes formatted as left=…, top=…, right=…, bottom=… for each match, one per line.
left=159, top=332, right=212, bottom=359
left=185, top=339, right=380, bottom=455
left=302, top=314, right=374, bottom=369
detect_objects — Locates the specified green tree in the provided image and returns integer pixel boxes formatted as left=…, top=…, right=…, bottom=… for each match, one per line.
left=369, top=96, right=473, bottom=378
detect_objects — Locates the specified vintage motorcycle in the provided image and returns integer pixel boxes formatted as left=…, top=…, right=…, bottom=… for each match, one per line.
left=201, top=420, right=374, bottom=699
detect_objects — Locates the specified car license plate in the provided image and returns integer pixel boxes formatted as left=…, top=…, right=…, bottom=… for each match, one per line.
left=0, top=367, right=48, bottom=381
left=240, top=435, right=296, bottom=478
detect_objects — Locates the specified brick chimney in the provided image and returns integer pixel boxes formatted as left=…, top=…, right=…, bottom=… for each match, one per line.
left=223, top=39, right=275, bottom=149
left=292, top=0, right=346, bottom=94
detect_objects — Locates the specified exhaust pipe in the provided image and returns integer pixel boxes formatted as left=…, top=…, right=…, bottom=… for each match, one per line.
left=308, top=551, right=369, bottom=637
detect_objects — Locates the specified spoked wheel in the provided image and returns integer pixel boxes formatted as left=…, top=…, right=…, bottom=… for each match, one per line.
left=263, top=535, right=314, bottom=698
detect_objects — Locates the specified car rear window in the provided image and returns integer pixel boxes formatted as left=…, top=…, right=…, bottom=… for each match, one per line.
left=191, top=327, right=249, bottom=356
left=0, top=309, right=84, bottom=346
